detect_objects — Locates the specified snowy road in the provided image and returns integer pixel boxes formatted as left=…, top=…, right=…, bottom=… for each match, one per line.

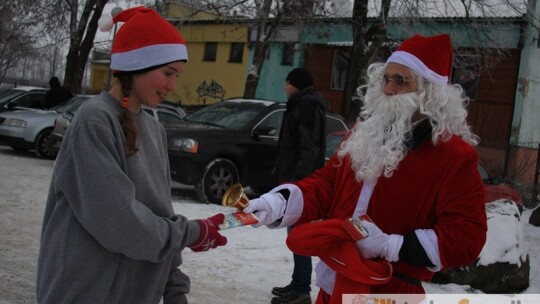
left=0, top=147, right=51, bottom=304
left=1, top=144, right=538, bottom=304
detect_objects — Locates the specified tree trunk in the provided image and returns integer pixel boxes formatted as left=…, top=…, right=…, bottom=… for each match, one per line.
left=243, top=0, right=273, bottom=98
left=343, top=0, right=392, bottom=123
left=244, top=42, right=269, bottom=98
left=63, top=0, right=108, bottom=93
left=343, top=0, right=369, bottom=123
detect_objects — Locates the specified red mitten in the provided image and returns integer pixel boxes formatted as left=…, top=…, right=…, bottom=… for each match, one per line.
left=189, top=213, right=228, bottom=252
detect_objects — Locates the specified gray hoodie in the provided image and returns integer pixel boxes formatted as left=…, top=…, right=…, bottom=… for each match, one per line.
left=37, top=92, right=199, bottom=304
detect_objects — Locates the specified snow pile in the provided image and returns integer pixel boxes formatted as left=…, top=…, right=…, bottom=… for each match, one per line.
left=478, top=199, right=528, bottom=266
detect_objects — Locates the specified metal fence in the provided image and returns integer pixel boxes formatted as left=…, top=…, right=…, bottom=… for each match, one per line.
left=502, top=142, right=540, bottom=208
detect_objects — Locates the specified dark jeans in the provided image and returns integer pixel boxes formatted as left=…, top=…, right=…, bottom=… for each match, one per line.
left=288, top=226, right=312, bottom=293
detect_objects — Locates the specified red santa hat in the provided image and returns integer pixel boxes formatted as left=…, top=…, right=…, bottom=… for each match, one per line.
left=98, top=6, right=188, bottom=73
left=287, top=219, right=392, bottom=304
left=386, top=34, right=452, bottom=86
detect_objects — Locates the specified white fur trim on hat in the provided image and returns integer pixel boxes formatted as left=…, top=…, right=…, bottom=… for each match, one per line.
left=111, top=44, right=188, bottom=71
left=387, top=51, right=448, bottom=86
left=98, top=14, right=114, bottom=32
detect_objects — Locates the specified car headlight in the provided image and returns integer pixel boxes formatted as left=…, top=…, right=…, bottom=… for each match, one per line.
left=168, top=138, right=199, bottom=153
left=3, top=118, right=27, bottom=128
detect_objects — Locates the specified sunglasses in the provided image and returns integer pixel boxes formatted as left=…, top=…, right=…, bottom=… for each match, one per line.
left=382, top=74, right=414, bottom=87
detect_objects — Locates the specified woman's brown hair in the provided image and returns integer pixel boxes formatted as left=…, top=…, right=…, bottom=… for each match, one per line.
left=116, top=75, right=139, bottom=156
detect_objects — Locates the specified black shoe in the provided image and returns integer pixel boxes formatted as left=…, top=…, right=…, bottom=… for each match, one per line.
left=271, top=284, right=293, bottom=297
left=271, top=292, right=311, bottom=304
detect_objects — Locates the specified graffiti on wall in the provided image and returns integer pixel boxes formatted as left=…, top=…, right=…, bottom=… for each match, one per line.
left=197, top=79, right=225, bottom=104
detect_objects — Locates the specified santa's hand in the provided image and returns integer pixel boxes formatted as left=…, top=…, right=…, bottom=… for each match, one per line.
left=189, top=213, right=228, bottom=252
left=355, top=219, right=403, bottom=262
left=242, top=193, right=286, bottom=227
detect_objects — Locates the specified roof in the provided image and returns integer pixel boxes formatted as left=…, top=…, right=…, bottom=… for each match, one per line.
left=224, top=98, right=277, bottom=107
left=9, top=86, right=47, bottom=92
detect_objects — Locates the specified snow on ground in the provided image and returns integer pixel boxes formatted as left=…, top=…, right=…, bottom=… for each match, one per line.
left=173, top=188, right=540, bottom=302
left=0, top=145, right=538, bottom=304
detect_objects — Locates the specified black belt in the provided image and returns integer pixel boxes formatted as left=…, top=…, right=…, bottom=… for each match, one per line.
left=393, top=272, right=423, bottom=286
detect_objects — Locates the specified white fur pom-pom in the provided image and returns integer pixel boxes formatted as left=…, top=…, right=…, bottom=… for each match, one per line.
left=98, top=14, right=114, bottom=32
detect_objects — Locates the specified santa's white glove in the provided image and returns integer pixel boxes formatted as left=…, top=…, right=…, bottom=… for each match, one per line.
left=355, top=219, right=403, bottom=262
left=242, top=192, right=286, bottom=227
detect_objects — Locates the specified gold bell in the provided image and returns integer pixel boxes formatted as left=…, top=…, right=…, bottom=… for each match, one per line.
left=222, top=183, right=250, bottom=210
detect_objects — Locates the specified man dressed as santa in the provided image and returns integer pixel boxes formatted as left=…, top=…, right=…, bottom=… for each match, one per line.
left=243, top=33, right=487, bottom=303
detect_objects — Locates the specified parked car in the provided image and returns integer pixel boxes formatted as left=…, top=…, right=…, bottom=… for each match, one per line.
left=478, top=161, right=523, bottom=209
left=156, top=101, right=187, bottom=119
left=325, top=131, right=347, bottom=162
left=0, top=86, right=48, bottom=112
left=0, top=95, right=91, bottom=159
left=325, top=131, right=523, bottom=208
left=165, top=98, right=349, bottom=204
left=51, top=100, right=185, bottom=152
left=50, top=96, right=93, bottom=153
left=142, top=103, right=186, bottom=122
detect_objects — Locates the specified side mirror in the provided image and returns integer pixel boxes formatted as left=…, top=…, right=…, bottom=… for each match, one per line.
left=252, top=126, right=276, bottom=140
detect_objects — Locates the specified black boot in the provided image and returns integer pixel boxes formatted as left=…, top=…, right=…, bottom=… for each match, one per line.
left=271, top=292, right=311, bottom=304
left=271, top=284, right=293, bottom=297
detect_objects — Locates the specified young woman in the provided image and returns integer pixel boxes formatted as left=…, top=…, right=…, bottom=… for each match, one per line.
left=36, top=7, right=227, bottom=304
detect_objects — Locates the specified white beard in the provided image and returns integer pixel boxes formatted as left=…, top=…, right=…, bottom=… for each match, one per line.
left=339, top=92, right=421, bottom=182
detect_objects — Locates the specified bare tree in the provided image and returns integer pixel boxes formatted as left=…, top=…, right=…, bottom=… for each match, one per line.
left=58, top=0, right=108, bottom=93
left=0, top=1, right=44, bottom=85
left=244, top=0, right=274, bottom=98
left=343, top=0, right=392, bottom=122
left=244, top=0, right=343, bottom=97
left=341, top=0, right=535, bottom=122
left=170, top=0, right=340, bottom=98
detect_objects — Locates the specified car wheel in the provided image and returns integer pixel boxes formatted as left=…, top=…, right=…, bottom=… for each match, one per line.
left=196, top=158, right=239, bottom=205
left=34, top=129, right=57, bottom=159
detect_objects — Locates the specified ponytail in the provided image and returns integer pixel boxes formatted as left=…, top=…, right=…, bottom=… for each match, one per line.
left=117, top=75, right=139, bottom=156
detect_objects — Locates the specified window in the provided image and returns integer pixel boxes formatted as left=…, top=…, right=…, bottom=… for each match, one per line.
left=157, top=111, right=182, bottom=123
left=203, top=42, right=218, bottom=62
left=253, top=110, right=284, bottom=138
left=330, top=51, right=349, bottom=90
left=11, top=92, right=46, bottom=109
left=325, top=115, right=348, bottom=135
left=281, top=43, right=295, bottom=66
left=452, top=54, right=481, bottom=100
left=229, top=43, right=244, bottom=63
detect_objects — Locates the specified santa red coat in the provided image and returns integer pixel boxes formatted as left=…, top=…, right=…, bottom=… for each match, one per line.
left=288, top=135, right=487, bottom=298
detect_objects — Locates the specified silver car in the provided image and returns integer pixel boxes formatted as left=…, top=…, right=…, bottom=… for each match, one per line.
left=0, top=86, right=48, bottom=112
left=51, top=100, right=186, bottom=153
left=0, top=95, right=91, bottom=159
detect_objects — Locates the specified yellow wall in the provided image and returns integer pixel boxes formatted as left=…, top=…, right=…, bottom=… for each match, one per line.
left=174, top=23, right=249, bottom=105
left=89, top=63, right=109, bottom=94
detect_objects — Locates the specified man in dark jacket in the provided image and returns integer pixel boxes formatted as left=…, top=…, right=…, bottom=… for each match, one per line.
left=43, top=77, right=73, bottom=108
left=271, top=68, right=328, bottom=304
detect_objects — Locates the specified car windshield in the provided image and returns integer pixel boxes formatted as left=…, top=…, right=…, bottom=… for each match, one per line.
left=185, top=101, right=270, bottom=129
left=0, top=89, right=25, bottom=105
left=51, top=96, right=89, bottom=114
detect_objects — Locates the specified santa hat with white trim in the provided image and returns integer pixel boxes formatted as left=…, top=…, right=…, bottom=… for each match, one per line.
left=386, top=34, right=452, bottom=86
left=98, top=6, right=188, bottom=73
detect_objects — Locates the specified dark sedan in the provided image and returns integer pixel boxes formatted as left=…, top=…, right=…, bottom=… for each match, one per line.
left=165, top=98, right=349, bottom=204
